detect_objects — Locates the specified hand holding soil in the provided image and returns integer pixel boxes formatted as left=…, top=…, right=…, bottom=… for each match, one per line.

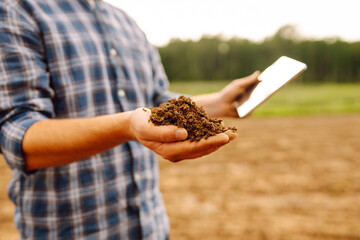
left=129, top=96, right=237, bottom=162
left=150, top=96, right=237, bottom=141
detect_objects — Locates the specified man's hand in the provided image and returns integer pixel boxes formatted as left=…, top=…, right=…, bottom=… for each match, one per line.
left=192, top=71, right=260, bottom=118
left=129, top=108, right=237, bottom=162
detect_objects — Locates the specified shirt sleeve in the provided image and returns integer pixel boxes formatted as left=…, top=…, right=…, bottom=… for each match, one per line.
left=147, top=42, right=180, bottom=106
left=0, top=2, right=54, bottom=172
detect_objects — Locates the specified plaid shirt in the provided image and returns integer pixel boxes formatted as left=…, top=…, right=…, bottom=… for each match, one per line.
left=0, top=0, right=175, bottom=239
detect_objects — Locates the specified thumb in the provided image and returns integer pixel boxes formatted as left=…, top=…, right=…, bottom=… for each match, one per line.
left=175, top=128, right=188, bottom=141
left=144, top=125, right=188, bottom=142
left=224, top=71, right=261, bottom=102
left=131, top=108, right=188, bottom=142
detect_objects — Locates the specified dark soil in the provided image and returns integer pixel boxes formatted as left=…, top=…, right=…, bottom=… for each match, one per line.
left=149, top=96, right=237, bottom=142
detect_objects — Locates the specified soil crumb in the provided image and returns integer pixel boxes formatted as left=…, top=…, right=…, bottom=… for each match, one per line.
left=149, top=95, right=237, bottom=142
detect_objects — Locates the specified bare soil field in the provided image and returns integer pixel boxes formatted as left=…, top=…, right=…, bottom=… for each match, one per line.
left=1, top=114, right=360, bottom=240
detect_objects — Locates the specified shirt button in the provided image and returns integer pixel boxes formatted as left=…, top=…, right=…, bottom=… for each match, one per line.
left=134, top=173, right=141, bottom=182
left=117, top=89, right=125, bottom=98
left=109, top=48, right=117, bottom=56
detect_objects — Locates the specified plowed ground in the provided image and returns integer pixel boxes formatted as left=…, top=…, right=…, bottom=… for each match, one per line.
left=1, top=115, right=360, bottom=240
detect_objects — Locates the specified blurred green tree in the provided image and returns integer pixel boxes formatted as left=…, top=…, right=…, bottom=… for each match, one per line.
left=158, top=25, right=360, bottom=83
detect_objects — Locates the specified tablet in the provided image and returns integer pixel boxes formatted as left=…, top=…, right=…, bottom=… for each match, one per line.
left=237, top=56, right=307, bottom=118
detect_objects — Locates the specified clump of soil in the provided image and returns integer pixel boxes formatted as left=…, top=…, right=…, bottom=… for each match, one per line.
left=149, top=95, right=237, bottom=142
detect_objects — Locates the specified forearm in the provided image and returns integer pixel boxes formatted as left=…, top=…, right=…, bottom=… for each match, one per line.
left=192, top=93, right=224, bottom=117
left=23, top=111, right=135, bottom=171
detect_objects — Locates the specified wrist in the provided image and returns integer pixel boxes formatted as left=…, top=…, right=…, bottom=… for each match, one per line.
left=192, top=92, right=223, bottom=117
left=114, top=111, right=136, bottom=142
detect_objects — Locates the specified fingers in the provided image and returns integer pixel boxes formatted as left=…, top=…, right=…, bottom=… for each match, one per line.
left=224, top=129, right=237, bottom=141
left=178, top=131, right=238, bottom=161
left=171, top=145, right=222, bottom=162
left=234, top=70, right=261, bottom=87
left=222, top=71, right=261, bottom=103
left=142, top=124, right=188, bottom=143
left=152, top=133, right=231, bottom=162
left=232, top=71, right=261, bottom=98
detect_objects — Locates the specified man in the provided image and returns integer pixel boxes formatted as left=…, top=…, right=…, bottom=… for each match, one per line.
left=0, top=0, right=259, bottom=239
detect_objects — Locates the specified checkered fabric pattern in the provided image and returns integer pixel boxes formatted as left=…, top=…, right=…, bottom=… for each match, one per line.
left=0, top=0, right=175, bottom=239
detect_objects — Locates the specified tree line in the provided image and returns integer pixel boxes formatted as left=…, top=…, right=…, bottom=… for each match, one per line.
left=158, top=25, right=360, bottom=83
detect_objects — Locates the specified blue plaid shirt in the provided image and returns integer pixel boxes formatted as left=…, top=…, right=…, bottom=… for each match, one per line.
left=0, top=0, right=175, bottom=239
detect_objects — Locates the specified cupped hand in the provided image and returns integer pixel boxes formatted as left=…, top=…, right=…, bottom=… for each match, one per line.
left=129, top=108, right=237, bottom=162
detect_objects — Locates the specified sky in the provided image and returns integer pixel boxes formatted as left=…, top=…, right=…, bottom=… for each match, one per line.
left=104, top=0, right=360, bottom=46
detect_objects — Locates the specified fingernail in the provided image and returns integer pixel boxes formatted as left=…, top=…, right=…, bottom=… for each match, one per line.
left=220, top=133, right=230, bottom=143
left=175, top=129, right=188, bottom=140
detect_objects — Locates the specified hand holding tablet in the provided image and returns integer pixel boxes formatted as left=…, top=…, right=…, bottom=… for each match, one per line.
left=237, top=56, right=307, bottom=118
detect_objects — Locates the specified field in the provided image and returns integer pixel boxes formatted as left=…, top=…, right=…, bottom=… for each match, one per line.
left=1, top=114, right=360, bottom=239
left=0, top=83, right=359, bottom=239
left=160, top=114, right=360, bottom=240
